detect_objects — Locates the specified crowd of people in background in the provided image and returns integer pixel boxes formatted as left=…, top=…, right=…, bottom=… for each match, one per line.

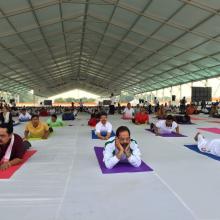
left=1, top=95, right=220, bottom=171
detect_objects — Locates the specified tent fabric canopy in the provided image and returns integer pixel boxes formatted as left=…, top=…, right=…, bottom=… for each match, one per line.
left=0, top=0, right=220, bottom=96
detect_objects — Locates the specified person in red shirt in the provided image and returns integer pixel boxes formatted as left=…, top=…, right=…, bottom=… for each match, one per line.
left=88, top=110, right=100, bottom=127
left=186, top=104, right=199, bottom=115
left=0, top=124, right=30, bottom=170
left=133, top=107, right=149, bottom=125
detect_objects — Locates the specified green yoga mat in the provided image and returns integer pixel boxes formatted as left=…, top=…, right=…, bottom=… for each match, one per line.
left=28, top=132, right=54, bottom=141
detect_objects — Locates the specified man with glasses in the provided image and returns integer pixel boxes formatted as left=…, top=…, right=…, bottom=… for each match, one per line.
left=103, top=126, right=141, bottom=169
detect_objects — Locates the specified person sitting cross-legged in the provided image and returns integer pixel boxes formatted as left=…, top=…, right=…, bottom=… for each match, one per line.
left=95, top=112, right=112, bottom=140
left=132, top=107, right=149, bottom=125
left=122, top=103, right=134, bottom=119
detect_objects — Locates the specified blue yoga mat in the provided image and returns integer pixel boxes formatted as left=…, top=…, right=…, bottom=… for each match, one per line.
left=13, top=122, right=20, bottom=127
left=19, top=119, right=30, bottom=122
left=184, top=145, right=220, bottom=161
left=92, top=130, right=115, bottom=139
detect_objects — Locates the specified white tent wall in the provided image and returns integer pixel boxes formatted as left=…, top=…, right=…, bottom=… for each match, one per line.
left=135, top=76, right=220, bottom=105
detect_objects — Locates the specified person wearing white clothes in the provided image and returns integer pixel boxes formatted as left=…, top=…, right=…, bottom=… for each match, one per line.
left=103, top=126, right=141, bottom=169
left=49, top=108, right=55, bottom=115
left=194, top=132, right=220, bottom=156
left=19, top=109, right=31, bottom=122
left=95, top=112, right=112, bottom=140
left=151, top=115, right=179, bottom=135
left=122, top=103, right=134, bottom=119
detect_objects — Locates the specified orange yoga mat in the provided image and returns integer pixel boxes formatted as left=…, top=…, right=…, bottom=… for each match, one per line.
left=0, top=150, right=37, bottom=179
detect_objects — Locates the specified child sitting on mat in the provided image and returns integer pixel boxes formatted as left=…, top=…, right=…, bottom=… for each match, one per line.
left=95, top=112, right=112, bottom=140
left=194, top=132, right=220, bottom=156
left=103, top=126, right=141, bottom=169
left=150, top=115, right=179, bottom=136
left=24, top=115, right=50, bottom=140
left=0, top=124, right=31, bottom=170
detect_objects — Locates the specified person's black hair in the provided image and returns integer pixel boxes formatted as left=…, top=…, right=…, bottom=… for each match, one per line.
left=0, top=123, right=13, bottom=134
left=116, top=126, right=130, bottom=137
left=51, top=114, right=57, bottom=119
left=99, top=112, right=107, bottom=118
left=31, top=114, right=39, bottom=120
left=166, top=115, right=173, bottom=121
left=21, top=108, right=26, bottom=111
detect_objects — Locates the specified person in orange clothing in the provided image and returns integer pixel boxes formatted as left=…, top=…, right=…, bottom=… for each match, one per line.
left=132, top=107, right=149, bottom=125
left=186, top=104, right=198, bottom=115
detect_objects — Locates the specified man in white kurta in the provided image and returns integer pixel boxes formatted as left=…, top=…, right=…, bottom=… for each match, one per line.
left=123, top=103, right=134, bottom=119
left=18, top=109, right=31, bottom=121
left=95, top=112, right=112, bottom=140
left=103, top=126, right=141, bottom=169
left=151, top=115, right=179, bottom=135
left=194, top=132, right=220, bottom=156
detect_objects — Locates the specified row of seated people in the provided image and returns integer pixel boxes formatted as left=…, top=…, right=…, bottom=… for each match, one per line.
left=156, top=104, right=198, bottom=117
left=10, top=106, right=63, bottom=117
left=1, top=112, right=220, bottom=171
left=0, top=121, right=142, bottom=171
left=24, top=114, right=66, bottom=140
left=155, top=105, right=192, bottom=124
left=93, top=112, right=179, bottom=169
left=19, top=108, right=76, bottom=122
left=0, top=113, right=65, bottom=171
left=92, top=112, right=179, bottom=142
left=88, top=104, right=150, bottom=128
left=122, top=103, right=149, bottom=124
left=100, top=114, right=220, bottom=169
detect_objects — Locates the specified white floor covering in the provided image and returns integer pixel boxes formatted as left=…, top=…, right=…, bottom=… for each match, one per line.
left=0, top=113, right=220, bottom=220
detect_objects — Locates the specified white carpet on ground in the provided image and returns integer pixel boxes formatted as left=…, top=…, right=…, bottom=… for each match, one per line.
left=0, top=113, right=220, bottom=220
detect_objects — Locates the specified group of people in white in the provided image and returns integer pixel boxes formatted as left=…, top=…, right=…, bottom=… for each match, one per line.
left=93, top=105, right=220, bottom=170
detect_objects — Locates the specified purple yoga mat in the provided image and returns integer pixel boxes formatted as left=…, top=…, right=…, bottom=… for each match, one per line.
left=145, top=129, right=187, bottom=137
left=94, top=147, right=153, bottom=174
